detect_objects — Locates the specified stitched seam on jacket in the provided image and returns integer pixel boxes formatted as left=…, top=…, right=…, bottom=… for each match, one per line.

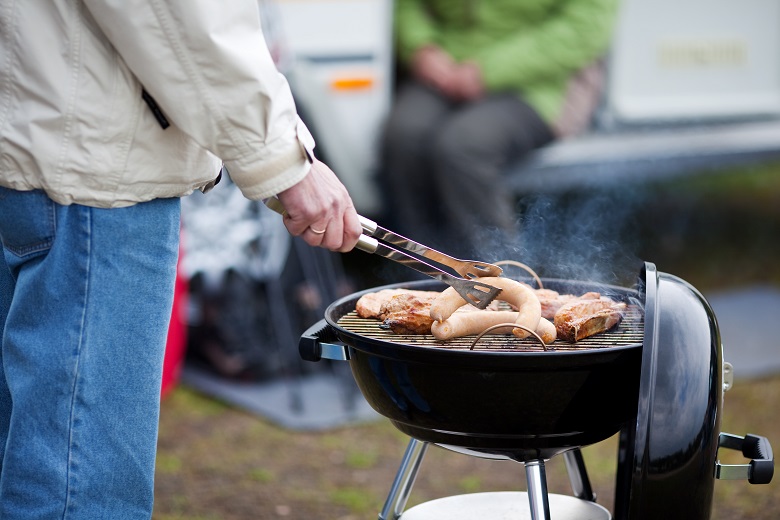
left=0, top=0, right=19, bottom=159
left=54, top=2, right=84, bottom=193
left=147, top=1, right=249, bottom=159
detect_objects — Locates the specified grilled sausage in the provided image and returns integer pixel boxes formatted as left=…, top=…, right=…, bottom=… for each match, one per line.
left=432, top=311, right=556, bottom=344
left=431, top=311, right=520, bottom=340
left=430, top=277, right=542, bottom=339
left=524, top=317, right=557, bottom=344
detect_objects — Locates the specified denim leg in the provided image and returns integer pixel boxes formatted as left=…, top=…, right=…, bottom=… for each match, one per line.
left=0, top=220, right=13, bottom=468
left=0, top=188, right=180, bottom=519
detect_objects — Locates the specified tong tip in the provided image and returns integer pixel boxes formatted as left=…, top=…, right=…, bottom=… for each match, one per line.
left=467, top=286, right=503, bottom=309
left=465, top=263, right=504, bottom=279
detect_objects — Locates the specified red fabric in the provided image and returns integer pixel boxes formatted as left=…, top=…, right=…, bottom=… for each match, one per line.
left=161, top=257, right=188, bottom=398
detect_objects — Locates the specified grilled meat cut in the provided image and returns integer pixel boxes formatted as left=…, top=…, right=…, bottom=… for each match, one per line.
left=380, top=293, right=438, bottom=334
left=554, top=297, right=626, bottom=342
left=355, top=289, right=439, bottom=320
left=534, top=288, right=602, bottom=319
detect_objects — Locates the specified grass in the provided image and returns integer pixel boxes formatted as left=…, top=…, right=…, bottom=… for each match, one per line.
left=154, top=374, right=780, bottom=519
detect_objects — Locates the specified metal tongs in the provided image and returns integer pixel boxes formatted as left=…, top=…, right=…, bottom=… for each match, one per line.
left=264, top=198, right=503, bottom=309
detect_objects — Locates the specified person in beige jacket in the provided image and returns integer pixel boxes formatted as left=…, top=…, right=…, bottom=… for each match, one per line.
left=0, top=1, right=360, bottom=517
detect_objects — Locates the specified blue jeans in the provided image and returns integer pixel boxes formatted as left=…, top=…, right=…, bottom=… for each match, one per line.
left=0, top=188, right=180, bottom=519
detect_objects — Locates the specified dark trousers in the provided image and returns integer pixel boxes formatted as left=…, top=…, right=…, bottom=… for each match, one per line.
left=381, top=81, right=554, bottom=257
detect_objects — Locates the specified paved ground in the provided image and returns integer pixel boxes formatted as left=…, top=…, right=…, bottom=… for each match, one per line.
left=706, top=285, right=780, bottom=379
left=181, top=364, right=379, bottom=431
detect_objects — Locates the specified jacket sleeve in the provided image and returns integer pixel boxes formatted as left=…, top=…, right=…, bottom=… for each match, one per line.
left=81, top=0, right=312, bottom=200
left=475, top=0, right=620, bottom=92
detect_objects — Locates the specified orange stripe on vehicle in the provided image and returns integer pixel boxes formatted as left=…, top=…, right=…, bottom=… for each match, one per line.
left=331, top=77, right=374, bottom=90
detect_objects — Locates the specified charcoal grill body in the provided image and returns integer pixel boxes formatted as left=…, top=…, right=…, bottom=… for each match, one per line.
left=347, top=338, right=641, bottom=460
left=314, top=278, right=643, bottom=461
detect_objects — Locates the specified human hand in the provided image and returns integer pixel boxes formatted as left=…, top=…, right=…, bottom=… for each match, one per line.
left=452, top=61, right=485, bottom=101
left=411, top=45, right=460, bottom=98
left=276, top=159, right=362, bottom=252
left=411, top=48, right=484, bottom=102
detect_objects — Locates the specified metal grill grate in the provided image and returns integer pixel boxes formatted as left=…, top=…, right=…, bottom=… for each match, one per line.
left=337, top=304, right=644, bottom=352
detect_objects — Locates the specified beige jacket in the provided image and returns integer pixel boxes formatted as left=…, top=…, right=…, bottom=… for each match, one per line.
left=0, top=0, right=314, bottom=208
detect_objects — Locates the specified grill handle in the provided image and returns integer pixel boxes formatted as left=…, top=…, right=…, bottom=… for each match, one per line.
left=298, top=319, right=350, bottom=362
left=716, top=433, right=774, bottom=484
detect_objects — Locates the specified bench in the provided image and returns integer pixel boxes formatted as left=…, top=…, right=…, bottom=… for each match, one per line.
left=507, top=118, right=780, bottom=194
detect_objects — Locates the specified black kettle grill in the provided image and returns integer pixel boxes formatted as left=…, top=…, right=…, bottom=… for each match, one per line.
left=299, top=262, right=774, bottom=519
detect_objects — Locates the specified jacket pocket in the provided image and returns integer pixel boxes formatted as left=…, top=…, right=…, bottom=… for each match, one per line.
left=0, top=187, right=55, bottom=258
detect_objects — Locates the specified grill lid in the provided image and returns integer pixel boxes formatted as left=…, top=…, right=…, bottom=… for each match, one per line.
left=617, top=262, right=724, bottom=520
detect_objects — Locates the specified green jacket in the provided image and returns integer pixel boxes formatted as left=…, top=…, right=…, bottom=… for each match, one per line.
left=395, top=0, right=620, bottom=125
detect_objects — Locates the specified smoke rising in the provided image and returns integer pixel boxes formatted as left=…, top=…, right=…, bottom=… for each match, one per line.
left=480, top=188, right=649, bottom=287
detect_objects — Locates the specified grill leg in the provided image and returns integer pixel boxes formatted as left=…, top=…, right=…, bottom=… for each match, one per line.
left=379, top=439, right=429, bottom=520
left=563, top=448, right=597, bottom=502
left=525, top=460, right=551, bottom=520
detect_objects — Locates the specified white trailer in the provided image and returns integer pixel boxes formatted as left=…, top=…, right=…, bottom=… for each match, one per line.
left=273, top=0, right=393, bottom=215
left=273, top=0, right=780, bottom=204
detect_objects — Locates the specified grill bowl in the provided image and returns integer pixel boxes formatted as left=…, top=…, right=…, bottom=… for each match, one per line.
left=319, top=278, right=644, bottom=460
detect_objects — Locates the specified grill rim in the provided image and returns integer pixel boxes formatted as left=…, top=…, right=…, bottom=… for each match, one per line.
left=336, top=305, right=644, bottom=352
left=324, top=278, right=645, bottom=366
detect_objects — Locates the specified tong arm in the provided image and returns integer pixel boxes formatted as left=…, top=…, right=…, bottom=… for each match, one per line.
left=358, top=236, right=501, bottom=309
left=359, top=216, right=502, bottom=279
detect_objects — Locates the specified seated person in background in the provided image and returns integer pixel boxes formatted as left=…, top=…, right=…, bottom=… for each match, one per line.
left=381, top=0, right=619, bottom=257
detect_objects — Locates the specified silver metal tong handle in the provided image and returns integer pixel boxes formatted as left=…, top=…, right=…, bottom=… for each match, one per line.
left=356, top=235, right=501, bottom=310
left=359, top=215, right=503, bottom=280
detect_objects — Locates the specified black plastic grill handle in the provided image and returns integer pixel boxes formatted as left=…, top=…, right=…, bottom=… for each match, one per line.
left=716, top=432, right=774, bottom=485
left=298, top=319, right=349, bottom=362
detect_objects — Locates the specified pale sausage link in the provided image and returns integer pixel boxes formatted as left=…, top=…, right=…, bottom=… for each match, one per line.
left=431, top=311, right=519, bottom=340
left=522, top=317, right=556, bottom=344
left=430, top=277, right=542, bottom=339
left=433, top=312, right=557, bottom=344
